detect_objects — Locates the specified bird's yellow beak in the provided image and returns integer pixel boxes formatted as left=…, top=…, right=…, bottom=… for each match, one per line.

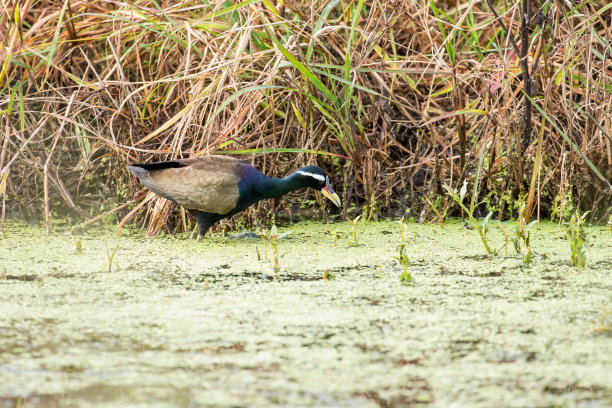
left=321, top=184, right=342, bottom=207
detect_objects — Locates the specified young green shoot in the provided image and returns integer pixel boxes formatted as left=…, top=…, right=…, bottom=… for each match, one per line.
left=444, top=181, right=493, bottom=255
left=424, top=195, right=447, bottom=228
left=566, top=210, right=588, bottom=270
left=395, top=217, right=411, bottom=282
left=105, top=240, right=120, bottom=272
left=511, top=225, right=522, bottom=254
left=348, top=215, right=361, bottom=246
left=515, top=201, right=537, bottom=265
left=523, top=229, right=533, bottom=265
left=498, top=223, right=510, bottom=256
left=259, top=225, right=281, bottom=272
left=260, top=229, right=270, bottom=261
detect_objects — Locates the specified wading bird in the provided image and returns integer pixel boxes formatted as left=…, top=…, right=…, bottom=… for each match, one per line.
left=128, top=155, right=341, bottom=239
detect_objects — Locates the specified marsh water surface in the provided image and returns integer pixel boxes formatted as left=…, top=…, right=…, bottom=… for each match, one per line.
left=0, top=219, right=610, bottom=407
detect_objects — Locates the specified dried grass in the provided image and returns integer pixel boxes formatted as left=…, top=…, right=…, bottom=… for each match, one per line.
left=0, top=0, right=610, bottom=233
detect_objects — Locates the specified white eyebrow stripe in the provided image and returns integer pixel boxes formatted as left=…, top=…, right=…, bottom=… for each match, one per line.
left=297, top=171, right=326, bottom=182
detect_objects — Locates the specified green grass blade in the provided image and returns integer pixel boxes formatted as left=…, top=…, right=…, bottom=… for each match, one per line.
left=46, top=0, right=69, bottom=73
left=17, top=80, right=24, bottom=132
left=262, top=18, right=337, bottom=105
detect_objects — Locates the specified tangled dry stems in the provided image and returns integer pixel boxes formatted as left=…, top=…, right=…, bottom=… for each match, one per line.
left=0, top=0, right=610, bottom=234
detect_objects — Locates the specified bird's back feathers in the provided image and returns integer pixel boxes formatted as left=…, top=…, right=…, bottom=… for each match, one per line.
left=128, top=155, right=244, bottom=214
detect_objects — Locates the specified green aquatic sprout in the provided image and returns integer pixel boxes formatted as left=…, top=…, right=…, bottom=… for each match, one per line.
left=259, top=225, right=281, bottom=272
left=515, top=201, right=537, bottom=265
left=348, top=215, right=361, bottom=246
left=398, top=216, right=407, bottom=245
left=498, top=223, right=510, bottom=256
left=498, top=202, right=536, bottom=264
left=424, top=195, right=447, bottom=228
left=76, top=240, right=82, bottom=254
left=523, top=230, right=532, bottom=265
left=260, top=227, right=271, bottom=261
left=104, top=240, right=120, bottom=272
left=511, top=224, right=522, bottom=254
left=260, top=234, right=268, bottom=260
left=566, top=211, right=588, bottom=270
left=394, top=217, right=411, bottom=282
left=397, top=248, right=410, bottom=282
left=481, top=212, right=494, bottom=254
left=444, top=181, right=493, bottom=255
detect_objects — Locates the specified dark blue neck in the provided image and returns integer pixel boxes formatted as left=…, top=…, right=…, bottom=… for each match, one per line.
left=261, top=173, right=304, bottom=199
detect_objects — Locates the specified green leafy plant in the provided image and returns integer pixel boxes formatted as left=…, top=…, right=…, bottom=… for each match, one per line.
left=515, top=201, right=537, bottom=265
left=444, top=181, right=493, bottom=255
left=552, top=188, right=575, bottom=223
left=333, top=231, right=340, bottom=247
left=104, top=240, right=120, bottom=272
left=260, top=234, right=269, bottom=261
left=522, top=229, right=533, bottom=265
left=424, top=195, right=448, bottom=228
left=511, top=225, right=522, bottom=254
left=566, top=211, right=588, bottom=270
left=394, top=217, right=411, bottom=282
left=348, top=215, right=361, bottom=246
left=260, top=225, right=281, bottom=273
left=498, top=223, right=510, bottom=256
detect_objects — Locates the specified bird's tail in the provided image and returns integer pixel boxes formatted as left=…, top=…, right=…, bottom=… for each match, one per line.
left=127, top=165, right=149, bottom=179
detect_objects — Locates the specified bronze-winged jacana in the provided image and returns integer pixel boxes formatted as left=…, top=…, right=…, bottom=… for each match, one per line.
left=128, top=155, right=341, bottom=239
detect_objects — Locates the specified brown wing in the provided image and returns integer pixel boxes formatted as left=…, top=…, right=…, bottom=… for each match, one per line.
left=131, top=155, right=242, bottom=214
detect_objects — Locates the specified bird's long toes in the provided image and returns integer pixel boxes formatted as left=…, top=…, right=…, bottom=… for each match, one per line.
left=229, top=231, right=260, bottom=239
left=190, top=226, right=199, bottom=240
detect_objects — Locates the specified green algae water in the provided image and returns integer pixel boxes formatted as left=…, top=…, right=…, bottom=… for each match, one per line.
left=0, top=219, right=611, bottom=407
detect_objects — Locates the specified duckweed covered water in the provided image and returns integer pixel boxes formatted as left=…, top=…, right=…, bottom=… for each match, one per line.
left=0, top=219, right=611, bottom=407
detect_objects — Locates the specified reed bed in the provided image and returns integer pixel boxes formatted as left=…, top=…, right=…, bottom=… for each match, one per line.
left=0, top=0, right=610, bottom=234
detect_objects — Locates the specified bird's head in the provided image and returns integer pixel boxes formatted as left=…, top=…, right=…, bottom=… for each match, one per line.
left=295, top=166, right=342, bottom=207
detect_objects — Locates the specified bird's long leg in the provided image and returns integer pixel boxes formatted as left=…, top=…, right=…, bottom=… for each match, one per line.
left=191, top=211, right=216, bottom=242
left=190, top=225, right=199, bottom=240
